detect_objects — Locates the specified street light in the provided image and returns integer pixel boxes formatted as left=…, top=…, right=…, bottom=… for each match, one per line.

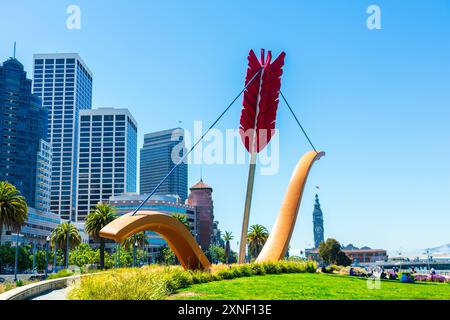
left=45, top=236, right=50, bottom=278
left=65, top=220, right=71, bottom=269
left=13, top=232, right=21, bottom=282
left=53, top=229, right=58, bottom=273
left=32, top=239, right=36, bottom=275
left=133, top=235, right=138, bottom=267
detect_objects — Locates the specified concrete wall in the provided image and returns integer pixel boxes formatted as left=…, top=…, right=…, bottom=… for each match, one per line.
left=0, top=275, right=82, bottom=300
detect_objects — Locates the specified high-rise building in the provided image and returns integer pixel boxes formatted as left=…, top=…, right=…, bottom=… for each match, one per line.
left=0, top=207, right=61, bottom=246
left=35, top=140, right=52, bottom=213
left=32, top=53, right=93, bottom=221
left=75, top=108, right=137, bottom=221
left=312, top=194, right=325, bottom=248
left=187, top=179, right=214, bottom=250
left=140, top=128, right=187, bottom=201
left=0, top=57, right=48, bottom=206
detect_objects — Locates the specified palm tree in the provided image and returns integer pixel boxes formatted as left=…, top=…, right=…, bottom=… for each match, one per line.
left=51, top=222, right=81, bottom=265
left=122, top=232, right=148, bottom=250
left=222, top=231, right=234, bottom=264
left=247, top=224, right=269, bottom=260
left=85, top=203, right=117, bottom=269
left=172, top=214, right=191, bottom=231
left=0, top=181, right=28, bottom=243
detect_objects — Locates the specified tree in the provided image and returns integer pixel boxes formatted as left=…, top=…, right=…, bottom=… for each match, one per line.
left=122, top=232, right=148, bottom=250
left=172, top=214, right=191, bottom=231
left=0, top=181, right=28, bottom=243
left=155, top=245, right=175, bottom=265
left=222, top=231, right=234, bottom=264
left=247, top=224, right=269, bottom=260
left=318, top=238, right=351, bottom=266
left=85, top=203, right=117, bottom=269
left=206, top=245, right=225, bottom=264
left=51, top=222, right=81, bottom=265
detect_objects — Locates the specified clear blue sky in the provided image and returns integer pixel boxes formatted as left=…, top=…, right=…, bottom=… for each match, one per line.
left=1, top=0, right=449, bottom=254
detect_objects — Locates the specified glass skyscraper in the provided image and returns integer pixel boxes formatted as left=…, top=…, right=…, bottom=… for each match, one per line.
left=140, top=128, right=188, bottom=201
left=75, top=108, right=137, bottom=221
left=32, top=53, right=93, bottom=221
left=0, top=57, right=47, bottom=206
left=35, top=139, right=52, bottom=213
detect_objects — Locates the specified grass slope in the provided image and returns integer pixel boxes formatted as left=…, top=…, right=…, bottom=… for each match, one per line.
left=170, top=273, right=450, bottom=300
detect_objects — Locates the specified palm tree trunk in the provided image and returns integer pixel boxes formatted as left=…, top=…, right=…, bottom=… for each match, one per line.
left=100, top=238, right=105, bottom=270
left=0, top=224, right=3, bottom=244
left=225, top=241, right=230, bottom=264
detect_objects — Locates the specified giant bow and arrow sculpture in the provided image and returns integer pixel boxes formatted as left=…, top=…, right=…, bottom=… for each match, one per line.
left=238, top=49, right=286, bottom=263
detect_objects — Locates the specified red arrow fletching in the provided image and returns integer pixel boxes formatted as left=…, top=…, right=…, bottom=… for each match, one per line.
left=239, top=49, right=286, bottom=153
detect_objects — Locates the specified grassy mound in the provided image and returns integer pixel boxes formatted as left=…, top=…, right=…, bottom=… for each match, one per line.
left=68, top=261, right=317, bottom=300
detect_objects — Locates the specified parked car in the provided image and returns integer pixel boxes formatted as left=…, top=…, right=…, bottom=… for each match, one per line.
left=2, top=267, right=13, bottom=274
left=28, top=275, right=46, bottom=281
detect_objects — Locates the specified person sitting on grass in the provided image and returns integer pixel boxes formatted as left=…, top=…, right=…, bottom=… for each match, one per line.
left=400, top=272, right=415, bottom=283
left=389, top=270, right=398, bottom=280
left=349, top=267, right=355, bottom=276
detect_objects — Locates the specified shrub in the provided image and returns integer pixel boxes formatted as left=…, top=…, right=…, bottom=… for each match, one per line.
left=190, top=270, right=216, bottom=284
left=305, top=261, right=317, bottom=273
left=15, top=280, right=24, bottom=287
left=68, top=268, right=169, bottom=300
left=216, top=268, right=237, bottom=280
left=237, top=264, right=253, bottom=277
left=248, top=263, right=266, bottom=275
left=47, top=269, right=75, bottom=280
left=261, top=262, right=282, bottom=274
left=161, top=267, right=193, bottom=293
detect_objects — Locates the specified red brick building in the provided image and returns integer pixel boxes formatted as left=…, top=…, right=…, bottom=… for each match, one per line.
left=186, top=179, right=214, bottom=250
left=306, top=246, right=388, bottom=264
left=342, top=249, right=388, bottom=263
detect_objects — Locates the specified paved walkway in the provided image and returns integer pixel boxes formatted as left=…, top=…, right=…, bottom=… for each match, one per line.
left=31, top=287, right=70, bottom=300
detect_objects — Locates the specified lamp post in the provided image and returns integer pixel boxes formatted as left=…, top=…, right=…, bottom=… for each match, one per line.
left=426, top=249, right=432, bottom=270
left=132, top=234, right=137, bottom=267
left=114, top=243, right=117, bottom=268
left=13, top=232, right=21, bottom=282
left=45, top=236, right=50, bottom=278
left=32, top=240, right=36, bottom=274
left=65, top=220, right=71, bottom=269
left=53, top=229, right=58, bottom=273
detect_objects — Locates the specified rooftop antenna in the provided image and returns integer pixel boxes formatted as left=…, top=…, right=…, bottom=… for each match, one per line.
left=13, top=42, right=16, bottom=59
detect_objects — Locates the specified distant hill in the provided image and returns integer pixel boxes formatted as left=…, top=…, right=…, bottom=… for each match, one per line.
left=427, top=243, right=450, bottom=254
left=389, top=243, right=450, bottom=259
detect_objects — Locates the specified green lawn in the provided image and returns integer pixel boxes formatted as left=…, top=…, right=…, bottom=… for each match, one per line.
left=169, top=273, right=450, bottom=300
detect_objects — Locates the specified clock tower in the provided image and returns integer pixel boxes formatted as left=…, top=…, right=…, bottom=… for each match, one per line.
left=313, top=194, right=325, bottom=248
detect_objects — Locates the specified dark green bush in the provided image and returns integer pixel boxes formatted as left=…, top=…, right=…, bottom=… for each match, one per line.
left=237, top=264, right=253, bottom=277
left=249, top=263, right=266, bottom=275
left=262, top=262, right=282, bottom=274
left=163, top=268, right=192, bottom=292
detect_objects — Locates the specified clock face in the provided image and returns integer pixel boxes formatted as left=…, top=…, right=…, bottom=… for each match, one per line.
left=315, top=226, right=323, bottom=234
